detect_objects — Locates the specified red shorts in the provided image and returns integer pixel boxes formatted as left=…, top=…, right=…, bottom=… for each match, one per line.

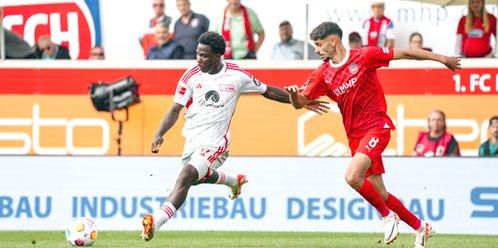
left=348, top=129, right=391, bottom=178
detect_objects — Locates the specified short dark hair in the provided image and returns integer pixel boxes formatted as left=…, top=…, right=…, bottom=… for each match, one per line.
left=490, top=116, right=498, bottom=126
left=409, top=32, right=423, bottom=42
left=279, top=20, right=291, bottom=28
left=198, top=31, right=226, bottom=55
left=348, top=31, right=362, bottom=43
left=310, top=22, right=343, bottom=41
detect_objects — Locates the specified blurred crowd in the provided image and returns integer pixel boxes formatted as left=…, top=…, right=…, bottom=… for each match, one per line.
left=1, top=0, right=497, bottom=60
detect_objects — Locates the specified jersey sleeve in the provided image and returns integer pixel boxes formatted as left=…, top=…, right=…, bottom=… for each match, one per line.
left=173, top=69, right=194, bottom=106
left=238, top=71, right=267, bottom=94
left=302, top=68, right=327, bottom=100
left=248, top=8, right=264, bottom=33
left=362, top=46, right=394, bottom=69
left=386, top=21, right=395, bottom=39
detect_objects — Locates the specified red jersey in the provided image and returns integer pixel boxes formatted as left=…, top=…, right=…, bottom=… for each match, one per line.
left=302, top=47, right=395, bottom=138
left=363, top=16, right=395, bottom=47
left=457, top=14, right=497, bottom=57
left=414, top=131, right=461, bottom=157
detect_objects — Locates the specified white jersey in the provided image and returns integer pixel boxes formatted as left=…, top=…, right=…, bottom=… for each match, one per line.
left=173, top=61, right=267, bottom=154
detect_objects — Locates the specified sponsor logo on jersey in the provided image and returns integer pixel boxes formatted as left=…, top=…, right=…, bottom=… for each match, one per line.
left=3, top=0, right=102, bottom=59
left=349, top=63, right=359, bottom=75
left=332, top=77, right=357, bottom=96
left=220, top=84, right=236, bottom=92
left=200, top=90, right=224, bottom=108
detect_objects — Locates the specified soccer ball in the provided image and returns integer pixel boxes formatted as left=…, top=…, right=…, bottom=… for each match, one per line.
left=65, top=217, right=97, bottom=247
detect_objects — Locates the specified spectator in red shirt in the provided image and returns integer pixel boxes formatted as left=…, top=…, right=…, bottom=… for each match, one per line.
left=362, top=2, right=394, bottom=48
left=414, top=110, right=461, bottom=157
left=456, top=0, right=497, bottom=58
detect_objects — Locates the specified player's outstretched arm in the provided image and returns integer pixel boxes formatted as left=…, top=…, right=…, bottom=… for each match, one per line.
left=262, top=85, right=329, bottom=114
left=151, top=103, right=184, bottom=153
left=393, top=48, right=461, bottom=71
left=284, top=85, right=309, bottom=109
left=261, top=85, right=292, bottom=103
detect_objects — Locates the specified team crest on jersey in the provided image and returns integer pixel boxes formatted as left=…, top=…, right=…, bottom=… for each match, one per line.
left=220, top=84, right=236, bottom=92
left=349, top=63, right=359, bottom=75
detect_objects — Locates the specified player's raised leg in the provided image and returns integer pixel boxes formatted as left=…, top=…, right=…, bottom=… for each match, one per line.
left=191, top=151, right=248, bottom=199
left=195, top=169, right=248, bottom=199
left=345, top=153, right=399, bottom=244
left=141, top=164, right=198, bottom=241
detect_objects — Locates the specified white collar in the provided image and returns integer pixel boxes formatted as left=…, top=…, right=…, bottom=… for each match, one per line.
left=329, top=48, right=350, bottom=68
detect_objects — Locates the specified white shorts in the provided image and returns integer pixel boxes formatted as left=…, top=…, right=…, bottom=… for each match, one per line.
left=181, top=147, right=229, bottom=180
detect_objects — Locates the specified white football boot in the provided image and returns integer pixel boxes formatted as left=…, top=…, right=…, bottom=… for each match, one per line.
left=414, top=222, right=434, bottom=248
left=383, top=211, right=400, bottom=244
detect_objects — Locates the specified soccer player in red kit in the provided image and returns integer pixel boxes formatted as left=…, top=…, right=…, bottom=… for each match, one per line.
left=285, top=22, right=461, bottom=248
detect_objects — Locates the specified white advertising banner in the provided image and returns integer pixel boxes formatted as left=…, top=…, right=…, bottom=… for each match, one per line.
left=0, top=156, right=497, bottom=234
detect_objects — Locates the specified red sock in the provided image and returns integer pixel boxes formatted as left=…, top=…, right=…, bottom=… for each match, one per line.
left=357, top=179, right=390, bottom=217
left=385, top=193, right=421, bottom=230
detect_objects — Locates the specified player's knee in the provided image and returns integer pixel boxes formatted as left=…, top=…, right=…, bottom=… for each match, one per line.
left=345, top=173, right=363, bottom=189
left=178, top=165, right=198, bottom=186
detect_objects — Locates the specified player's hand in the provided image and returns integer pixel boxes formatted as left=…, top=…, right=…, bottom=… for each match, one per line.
left=284, top=85, right=300, bottom=95
left=443, top=56, right=461, bottom=71
left=305, top=99, right=330, bottom=115
left=151, top=136, right=164, bottom=153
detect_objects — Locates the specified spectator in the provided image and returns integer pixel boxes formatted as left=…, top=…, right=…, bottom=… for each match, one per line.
left=414, top=110, right=461, bottom=157
left=408, top=32, right=432, bottom=51
left=150, top=0, right=172, bottom=29
left=362, top=1, right=394, bottom=48
left=348, top=31, right=363, bottom=49
left=271, top=21, right=320, bottom=60
left=217, top=0, right=264, bottom=59
left=34, top=35, right=71, bottom=60
left=478, top=116, right=498, bottom=156
left=89, top=46, right=105, bottom=60
left=146, top=21, right=183, bottom=60
left=456, top=0, right=496, bottom=58
left=141, top=0, right=173, bottom=57
left=173, top=0, right=209, bottom=59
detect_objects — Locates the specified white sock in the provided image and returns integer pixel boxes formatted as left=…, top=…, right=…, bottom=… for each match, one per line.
left=153, top=202, right=177, bottom=231
left=416, top=221, right=426, bottom=232
left=216, top=171, right=237, bottom=187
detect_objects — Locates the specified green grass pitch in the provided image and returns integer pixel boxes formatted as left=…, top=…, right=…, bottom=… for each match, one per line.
left=1, top=231, right=498, bottom=248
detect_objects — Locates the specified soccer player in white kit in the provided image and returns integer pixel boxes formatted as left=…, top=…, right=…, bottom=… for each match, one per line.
left=141, top=31, right=327, bottom=241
